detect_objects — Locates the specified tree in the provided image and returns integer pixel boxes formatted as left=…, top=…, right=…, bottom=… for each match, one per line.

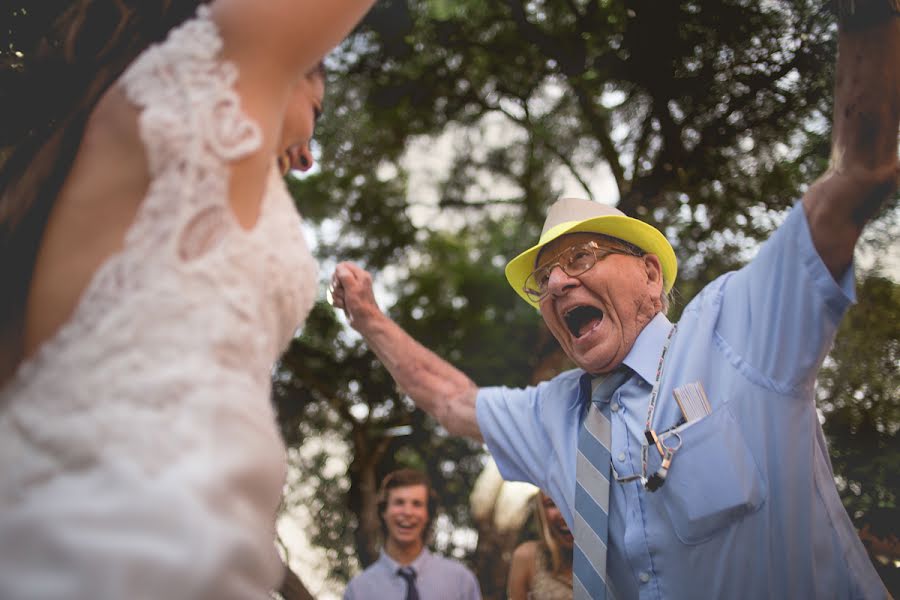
left=2, top=0, right=896, bottom=596
left=817, top=272, right=900, bottom=590
left=274, top=225, right=537, bottom=591
left=280, top=1, right=898, bottom=596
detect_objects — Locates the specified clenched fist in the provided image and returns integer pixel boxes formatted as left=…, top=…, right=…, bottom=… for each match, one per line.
left=330, top=262, right=383, bottom=332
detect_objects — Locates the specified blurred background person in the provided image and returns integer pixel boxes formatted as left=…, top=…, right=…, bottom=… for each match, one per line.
left=345, top=468, right=482, bottom=600
left=508, top=491, right=573, bottom=600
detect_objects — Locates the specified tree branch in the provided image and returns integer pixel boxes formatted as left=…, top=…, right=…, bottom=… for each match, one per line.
left=569, top=80, right=627, bottom=195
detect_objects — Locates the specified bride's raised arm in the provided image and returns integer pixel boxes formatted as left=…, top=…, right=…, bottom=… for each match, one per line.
left=212, top=0, right=376, bottom=84
left=208, top=0, right=379, bottom=227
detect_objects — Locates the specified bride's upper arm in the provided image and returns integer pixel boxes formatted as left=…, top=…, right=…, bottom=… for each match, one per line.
left=204, top=0, right=377, bottom=228
left=210, top=0, right=375, bottom=89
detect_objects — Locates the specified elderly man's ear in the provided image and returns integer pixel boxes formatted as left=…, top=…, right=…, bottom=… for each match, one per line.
left=642, top=254, right=664, bottom=290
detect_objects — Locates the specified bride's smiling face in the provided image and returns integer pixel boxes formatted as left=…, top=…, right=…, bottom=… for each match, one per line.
left=541, top=493, right=573, bottom=549
left=278, top=66, right=325, bottom=175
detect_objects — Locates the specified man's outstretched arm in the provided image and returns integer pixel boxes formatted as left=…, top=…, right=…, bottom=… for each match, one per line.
left=804, top=5, right=900, bottom=278
left=331, top=262, right=482, bottom=441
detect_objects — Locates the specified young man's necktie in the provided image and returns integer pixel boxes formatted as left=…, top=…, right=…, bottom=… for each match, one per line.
left=397, top=566, right=419, bottom=600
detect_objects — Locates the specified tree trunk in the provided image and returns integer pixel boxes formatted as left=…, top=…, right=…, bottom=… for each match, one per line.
left=278, top=564, right=315, bottom=600
left=349, top=429, right=390, bottom=568
left=470, top=463, right=537, bottom=600
left=472, top=522, right=521, bottom=600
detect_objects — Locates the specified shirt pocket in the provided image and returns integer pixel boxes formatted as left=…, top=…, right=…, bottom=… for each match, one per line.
left=657, top=404, right=767, bottom=545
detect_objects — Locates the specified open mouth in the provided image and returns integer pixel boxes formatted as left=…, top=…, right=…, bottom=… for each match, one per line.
left=553, top=521, right=574, bottom=541
left=564, top=305, right=604, bottom=338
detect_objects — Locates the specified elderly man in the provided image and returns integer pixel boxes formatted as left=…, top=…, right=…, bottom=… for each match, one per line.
left=332, top=9, right=896, bottom=599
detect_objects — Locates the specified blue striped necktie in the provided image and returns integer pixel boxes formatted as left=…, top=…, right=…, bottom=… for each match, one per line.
left=573, top=367, right=631, bottom=600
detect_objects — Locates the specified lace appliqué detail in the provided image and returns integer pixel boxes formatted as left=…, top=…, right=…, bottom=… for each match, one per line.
left=121, top=4, right=261, bottom=258
left=0, top=8, right=317, bottom=595
left=531, top=546, right=574, bottom=600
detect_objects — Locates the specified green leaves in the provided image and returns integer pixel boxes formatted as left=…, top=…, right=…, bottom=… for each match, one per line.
left=426, top=0, right=457, bottom=21
left=274, top=0, right=899, bottom=592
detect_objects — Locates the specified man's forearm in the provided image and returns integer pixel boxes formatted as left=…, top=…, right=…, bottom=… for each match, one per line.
left=804, top=9, right=899, bottom=277
left=331, top=262, right=483, bottom=439
left=355, top=311, right=482, bottom=441
left=831, top=8, right=899, bottom=208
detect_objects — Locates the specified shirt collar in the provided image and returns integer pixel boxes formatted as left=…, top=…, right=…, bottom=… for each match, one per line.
left=621, top=312, right=673, bottom=385
left=576, top=312, right=672, bottom=400
left=379, top=547, right=430, bottom=574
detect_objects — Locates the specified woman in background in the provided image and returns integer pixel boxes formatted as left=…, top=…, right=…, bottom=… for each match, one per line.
left=0, top=1, right=376, bottom=598
left=508, top=491, right=574, bottom=600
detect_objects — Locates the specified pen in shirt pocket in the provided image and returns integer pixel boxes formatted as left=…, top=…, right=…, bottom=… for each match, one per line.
left=673, top=381, right=712, bottom=424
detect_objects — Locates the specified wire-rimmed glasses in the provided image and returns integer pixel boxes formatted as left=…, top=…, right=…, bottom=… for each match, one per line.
left=522, top=240, right=643, bottom=303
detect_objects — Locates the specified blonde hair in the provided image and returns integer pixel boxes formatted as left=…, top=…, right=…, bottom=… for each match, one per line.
left=533, top=491, right=569, bottom=577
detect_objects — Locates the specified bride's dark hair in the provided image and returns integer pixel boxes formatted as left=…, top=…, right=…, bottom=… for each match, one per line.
left=0, top=0, right=208, bottom=345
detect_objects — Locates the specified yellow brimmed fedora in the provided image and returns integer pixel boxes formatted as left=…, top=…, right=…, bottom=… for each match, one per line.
left=505, top=197, right=677, bottom=308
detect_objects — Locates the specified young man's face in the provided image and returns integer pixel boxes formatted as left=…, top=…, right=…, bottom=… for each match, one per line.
left=382, top=484, right=430, bottom=549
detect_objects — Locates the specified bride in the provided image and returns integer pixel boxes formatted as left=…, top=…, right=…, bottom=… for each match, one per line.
left=0, top=0, right=376, bottom=597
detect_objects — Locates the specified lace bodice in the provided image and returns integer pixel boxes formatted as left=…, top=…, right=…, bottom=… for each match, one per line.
left=0, top=8, right=316, bottom=598
left=529, top=547, right=573, bottom=600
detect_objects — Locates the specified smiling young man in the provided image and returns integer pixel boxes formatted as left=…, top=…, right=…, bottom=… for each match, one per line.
left=332, top=9, right=897, bottom=600
left=343, top=469, right=481, bottom=600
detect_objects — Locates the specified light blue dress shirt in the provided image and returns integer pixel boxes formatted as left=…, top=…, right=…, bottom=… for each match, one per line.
left=477, top=203, right=887, bottom=599
left=343, top=548, right=482, bottom=600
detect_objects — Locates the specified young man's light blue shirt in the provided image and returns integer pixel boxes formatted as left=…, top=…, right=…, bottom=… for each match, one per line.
left=477, top=203, right=887, bottom=599
left=343, top=548, right=481, bottom=600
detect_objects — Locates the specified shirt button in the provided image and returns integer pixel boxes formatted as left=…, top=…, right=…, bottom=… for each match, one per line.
left=639, top=572, right=651, bottom=584
left=617, top=452, right=626, bottom=462
left=610, top=402, right=620, bottom=412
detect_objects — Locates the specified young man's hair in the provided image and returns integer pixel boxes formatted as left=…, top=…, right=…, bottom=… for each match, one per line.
left=376, top=468, right=439, bottom=543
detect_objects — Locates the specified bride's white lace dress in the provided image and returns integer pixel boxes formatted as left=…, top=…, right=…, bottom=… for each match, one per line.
left=0, top=8, right=316, bottom=599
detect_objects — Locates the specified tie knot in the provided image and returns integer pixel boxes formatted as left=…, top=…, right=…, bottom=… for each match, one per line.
left=591, top=366, right=631, bottom=404
left=397, top=566, right=416, bottom=583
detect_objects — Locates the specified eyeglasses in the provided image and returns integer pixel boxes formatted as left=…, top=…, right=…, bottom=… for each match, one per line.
left=523, top=240, right=643, bottom=303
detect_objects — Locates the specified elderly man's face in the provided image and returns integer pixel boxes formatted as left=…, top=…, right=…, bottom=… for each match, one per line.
left=537, top=232, right=664, bottom=374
